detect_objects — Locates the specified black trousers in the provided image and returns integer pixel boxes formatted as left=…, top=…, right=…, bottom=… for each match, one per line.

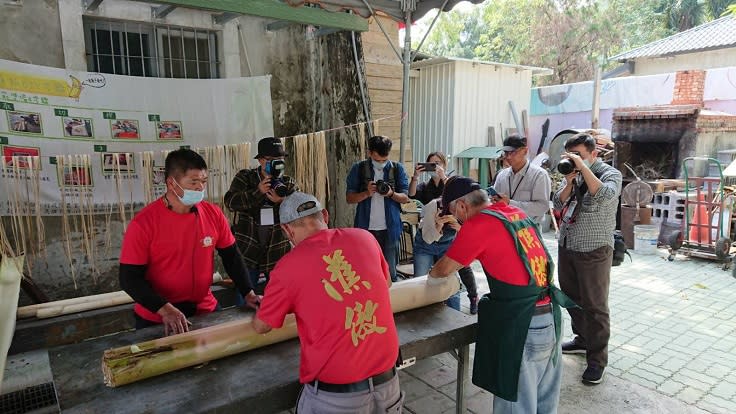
left=558, top=244, right=613, bottom=367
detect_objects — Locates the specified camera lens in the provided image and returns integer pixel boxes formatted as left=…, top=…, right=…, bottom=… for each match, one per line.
left=271, top=178, right=289, bottom=197
left=376, top=180, right=391, bottom=195
left=557, top=159, right=575, bottom=175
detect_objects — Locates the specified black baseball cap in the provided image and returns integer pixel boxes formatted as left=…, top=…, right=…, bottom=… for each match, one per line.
left=502, top=134, right=527, bottom=152
left=254, top=137, right=288, bottom=159
left=441, top=176, right=482, bottom=215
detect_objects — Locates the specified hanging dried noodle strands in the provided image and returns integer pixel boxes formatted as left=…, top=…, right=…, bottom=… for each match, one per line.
left=140, top=151, right=155, bottom=205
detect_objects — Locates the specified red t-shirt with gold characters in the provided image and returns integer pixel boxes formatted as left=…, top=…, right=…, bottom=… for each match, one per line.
left=446, top=202, right=551, bottom=305
left=256, top=228, right=399, bottom=384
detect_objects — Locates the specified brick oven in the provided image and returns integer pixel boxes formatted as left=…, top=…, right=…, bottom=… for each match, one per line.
left=612, top=70, right=736, bottom=180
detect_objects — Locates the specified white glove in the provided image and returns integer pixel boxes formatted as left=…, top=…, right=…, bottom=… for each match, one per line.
left=426, top=275, right=449, bottom=286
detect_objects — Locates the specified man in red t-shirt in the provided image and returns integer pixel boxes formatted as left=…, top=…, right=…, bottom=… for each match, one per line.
left=430, top=176, right=570, bottom=414
left=119, top=149, right=260, bottom=336
left=253, top=192, right=403, bottom=414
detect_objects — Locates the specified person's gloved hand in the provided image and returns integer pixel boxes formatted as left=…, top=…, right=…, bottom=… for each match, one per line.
left=426, top=275, right=449, bottom=286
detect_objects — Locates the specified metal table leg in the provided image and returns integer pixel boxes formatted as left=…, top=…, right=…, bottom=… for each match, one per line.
left=452, top=344, right=470, bottom=413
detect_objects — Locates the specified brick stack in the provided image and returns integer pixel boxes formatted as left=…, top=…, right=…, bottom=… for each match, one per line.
left=671, top=70, right=706, bottom=106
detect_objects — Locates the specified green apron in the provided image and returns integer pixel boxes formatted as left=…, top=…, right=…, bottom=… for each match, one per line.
left=471, top=209, right=577, bottom=402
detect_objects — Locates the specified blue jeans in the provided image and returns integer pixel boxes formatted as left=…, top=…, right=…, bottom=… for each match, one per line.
left=413, top=234, right=477, bottom=311
left=492, top=312, right=562, bottom=414
left=413, top=235, right=463, bottom=310
left=369, top=230, right=399, bottom=282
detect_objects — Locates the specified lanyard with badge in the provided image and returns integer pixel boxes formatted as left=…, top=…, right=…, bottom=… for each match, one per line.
left=508, top=163, right=530, bottom=200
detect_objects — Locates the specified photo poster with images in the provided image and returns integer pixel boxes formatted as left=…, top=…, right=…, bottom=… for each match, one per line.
left=0, top=59, right=274, bottom=215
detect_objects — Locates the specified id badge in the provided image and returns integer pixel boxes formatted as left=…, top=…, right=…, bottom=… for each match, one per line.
left=562, top=200, right=577, bottom=223
left=260, top=207, right=275, bottom=226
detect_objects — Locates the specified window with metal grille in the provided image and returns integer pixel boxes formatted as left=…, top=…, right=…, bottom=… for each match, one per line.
left=83, top=18, right=220, bottom=79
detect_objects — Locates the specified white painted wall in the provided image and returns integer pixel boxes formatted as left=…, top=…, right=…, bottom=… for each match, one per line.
left=632, top=49, right=736, bottom=76
left=57, top=0, right=241, bottom=77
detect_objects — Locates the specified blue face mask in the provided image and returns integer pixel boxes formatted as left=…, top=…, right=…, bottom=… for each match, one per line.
left=428, top=172, right=438, bottom=179
left=174, top=180, right=205, bottom=206
left=372, top=160, right=388, bottom=170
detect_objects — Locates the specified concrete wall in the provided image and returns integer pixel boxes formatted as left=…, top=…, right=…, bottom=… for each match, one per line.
left=236, top=15, right=366, bottom=229
left=632, top=49, right=736, bottom=76
left=0, top=0, right=65, bottom=68
left=5, top=5, right=368, bottom=303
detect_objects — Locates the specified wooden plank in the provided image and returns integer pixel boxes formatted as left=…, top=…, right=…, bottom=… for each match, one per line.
left=49, top=304, right=475, bottom=413
left=369, top=89, right=402, bottom=104
left=150, top=0, right=369, bottom=32
left=377, top=125, right=400, bottom=137
left=372, top=102, right=402, bottom=115
left=363, top=42, right=402, bottom=66
left=361, top=30, right=398, bottom=46
left=367, top=75, right=403, bottom=92
left=368, top=15, right=399, bottom=35
left=366, top=63, right=403, bottom=79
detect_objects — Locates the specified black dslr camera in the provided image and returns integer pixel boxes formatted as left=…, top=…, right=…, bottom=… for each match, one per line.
left=266, top=159, right=289, bottom=197
left=374, top=180, right=392, bottom=196
left=557, top=159, right=575, bottom=175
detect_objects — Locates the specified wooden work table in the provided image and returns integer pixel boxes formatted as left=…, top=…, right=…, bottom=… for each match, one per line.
left=48, top=303, right=477, bottom=414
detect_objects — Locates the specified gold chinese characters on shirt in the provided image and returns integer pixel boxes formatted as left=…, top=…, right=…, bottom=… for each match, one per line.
left=321, top=250, right=387, bottom=346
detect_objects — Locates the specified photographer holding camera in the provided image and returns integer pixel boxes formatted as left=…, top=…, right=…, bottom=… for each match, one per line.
left=408, top=151, right=479, bottom=314
left=346, top=135, right=410, bottom=282
left=552, top=133, right=621, bottom=385
left=225, top=137, right=299, bottom=294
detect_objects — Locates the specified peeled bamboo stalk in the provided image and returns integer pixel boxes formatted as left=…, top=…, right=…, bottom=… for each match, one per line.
left=36, top=294, right=134, bottom=319
left=1, top=255, right=24, bottom=391
left=17, top=291, right=132, bottom=319
left=102, top=275, right=460, bottom=387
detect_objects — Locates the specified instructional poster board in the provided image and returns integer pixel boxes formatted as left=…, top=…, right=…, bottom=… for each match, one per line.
left=0, top=59, right=273, bottom=215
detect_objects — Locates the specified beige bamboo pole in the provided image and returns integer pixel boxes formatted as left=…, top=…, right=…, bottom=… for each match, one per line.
left=35, top=294, right=134, bottom=319
left=17, top=291, right=132, bottom=319
left=1, top=255, right=24, bottom=391
left=102, top=275, right=460, bottom=387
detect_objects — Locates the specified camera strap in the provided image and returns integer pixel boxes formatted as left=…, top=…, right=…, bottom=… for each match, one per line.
left=561, top=177, right=587, bottom=223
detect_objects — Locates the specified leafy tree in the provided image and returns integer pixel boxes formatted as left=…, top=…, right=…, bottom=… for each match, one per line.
left=658, top=0, right=706, bottom=32
left=704, top=0, right=732, bottom=17
left=413, top=7, right=485, bottom=59
left=412, top=0, right=727, bottom=85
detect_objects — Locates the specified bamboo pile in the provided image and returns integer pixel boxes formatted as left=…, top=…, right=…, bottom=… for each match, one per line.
left=17, top=291, right=133, bottom=319
left=102, top=275, right=460, bottom=387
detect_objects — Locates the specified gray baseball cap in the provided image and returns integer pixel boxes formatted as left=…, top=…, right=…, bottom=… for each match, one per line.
left=279, top=192, right=322, bottom=224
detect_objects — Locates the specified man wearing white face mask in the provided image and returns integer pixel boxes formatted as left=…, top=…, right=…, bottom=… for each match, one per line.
left=553, top=133, right=622, bottom=385
left=346, top=135, right=410, bottom=282
left=120, top=149, right=261, bottom=336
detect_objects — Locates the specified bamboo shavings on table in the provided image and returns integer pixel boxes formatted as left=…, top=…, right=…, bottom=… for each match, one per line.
left=101, top=275, right=460, bottom=387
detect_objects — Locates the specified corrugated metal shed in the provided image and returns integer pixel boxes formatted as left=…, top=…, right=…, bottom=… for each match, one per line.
left=409, top=57, right=550, bottom=171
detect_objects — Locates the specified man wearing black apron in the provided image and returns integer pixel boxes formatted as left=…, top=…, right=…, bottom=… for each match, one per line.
left=430, top=176, right=575, bottom=413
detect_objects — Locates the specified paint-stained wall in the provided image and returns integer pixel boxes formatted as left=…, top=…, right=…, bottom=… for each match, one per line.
left=3, top=6, right=368, bottom=302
